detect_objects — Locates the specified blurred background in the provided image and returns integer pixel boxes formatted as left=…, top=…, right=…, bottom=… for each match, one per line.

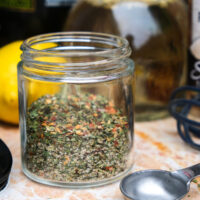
left=0, top=0, right=199, bottom=125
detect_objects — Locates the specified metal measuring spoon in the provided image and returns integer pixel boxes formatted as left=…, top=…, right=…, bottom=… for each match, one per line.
left=120, top=164, right=200, bottom=200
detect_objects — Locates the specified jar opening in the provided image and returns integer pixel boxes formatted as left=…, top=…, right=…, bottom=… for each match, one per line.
left=21, top=32, right=132, bottom=70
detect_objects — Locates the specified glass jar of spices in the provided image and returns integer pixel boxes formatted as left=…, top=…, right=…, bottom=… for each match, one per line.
left=18, top=32, right=135, bottom=188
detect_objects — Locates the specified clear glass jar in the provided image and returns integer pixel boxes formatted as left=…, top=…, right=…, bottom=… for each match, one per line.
left=18, top=32, right=135, bottom=188
left=65, top=0, right=188, bottom=121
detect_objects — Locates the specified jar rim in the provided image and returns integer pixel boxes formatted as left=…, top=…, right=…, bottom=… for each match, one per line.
left=21, top=31, right=132, bottom=69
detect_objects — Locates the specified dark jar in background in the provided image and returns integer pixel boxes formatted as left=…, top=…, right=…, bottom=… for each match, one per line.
left=65, top=0, right=188, bottom=121
left=0, top=0, right=76, bottom=47
left=18, top=32, right=135, bottom=188
left=188, top=0, right=200, bottom=87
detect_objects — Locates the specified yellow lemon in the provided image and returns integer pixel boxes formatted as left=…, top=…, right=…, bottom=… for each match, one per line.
left=27, top=80, right=61, bottom=106
left=0, top=41, right=65, bottom=125
left=0, top=41, right=22, bottom=124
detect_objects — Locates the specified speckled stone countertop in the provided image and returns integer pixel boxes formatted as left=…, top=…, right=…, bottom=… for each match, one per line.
left=0, top=118, right=200, bottom=200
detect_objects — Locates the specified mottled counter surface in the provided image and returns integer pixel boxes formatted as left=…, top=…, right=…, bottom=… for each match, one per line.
left=0, top=118, right=200, bottom=200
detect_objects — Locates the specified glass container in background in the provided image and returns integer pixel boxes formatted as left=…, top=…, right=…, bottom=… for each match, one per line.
left=65, top=0, right=188, bottom=121
left=186, top=0, right=200, bottom=118
left=0, top=0, right=76, bottom=47
left=18, top=32, right=135, bottom=188
left=188, top=0, right=200, bottom=87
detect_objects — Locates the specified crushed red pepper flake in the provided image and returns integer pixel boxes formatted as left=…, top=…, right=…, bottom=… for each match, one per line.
left=89, top=123, right=95, bottom=129
left=114, top=141, right=119, bottom=147
left=51, top=116, right=57, bottom=121
left=105, top=166, right=113, bottom=171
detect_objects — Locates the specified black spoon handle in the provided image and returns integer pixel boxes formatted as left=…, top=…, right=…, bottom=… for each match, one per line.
left=173, top=163, right=200, bottom=183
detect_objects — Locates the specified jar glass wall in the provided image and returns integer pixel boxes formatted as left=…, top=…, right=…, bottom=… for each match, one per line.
left=18, top=32, right=135, bottom=188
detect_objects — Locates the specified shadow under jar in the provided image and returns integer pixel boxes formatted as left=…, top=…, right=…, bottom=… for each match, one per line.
left=18, top=32, right=135, bottom=188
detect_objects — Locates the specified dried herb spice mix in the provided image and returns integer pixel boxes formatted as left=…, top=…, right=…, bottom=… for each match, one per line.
left=25, top=93, right=130, bottom=182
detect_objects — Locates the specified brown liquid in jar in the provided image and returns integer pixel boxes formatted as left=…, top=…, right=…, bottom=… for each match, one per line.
left=65, top=0, right=187, bottom=121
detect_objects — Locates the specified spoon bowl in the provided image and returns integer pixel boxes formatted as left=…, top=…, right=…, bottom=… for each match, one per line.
left=120, top=164, right=200, bottom=200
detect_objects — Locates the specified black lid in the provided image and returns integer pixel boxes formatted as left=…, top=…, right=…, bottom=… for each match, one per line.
left=0, top=139, right=12, bottom=191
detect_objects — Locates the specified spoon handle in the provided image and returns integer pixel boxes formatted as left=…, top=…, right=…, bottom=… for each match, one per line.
left=174, top=163, right=200, bottom=183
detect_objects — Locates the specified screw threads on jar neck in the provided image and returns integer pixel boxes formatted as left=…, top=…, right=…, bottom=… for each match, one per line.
left=21, top=32, right=132, bottom=72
